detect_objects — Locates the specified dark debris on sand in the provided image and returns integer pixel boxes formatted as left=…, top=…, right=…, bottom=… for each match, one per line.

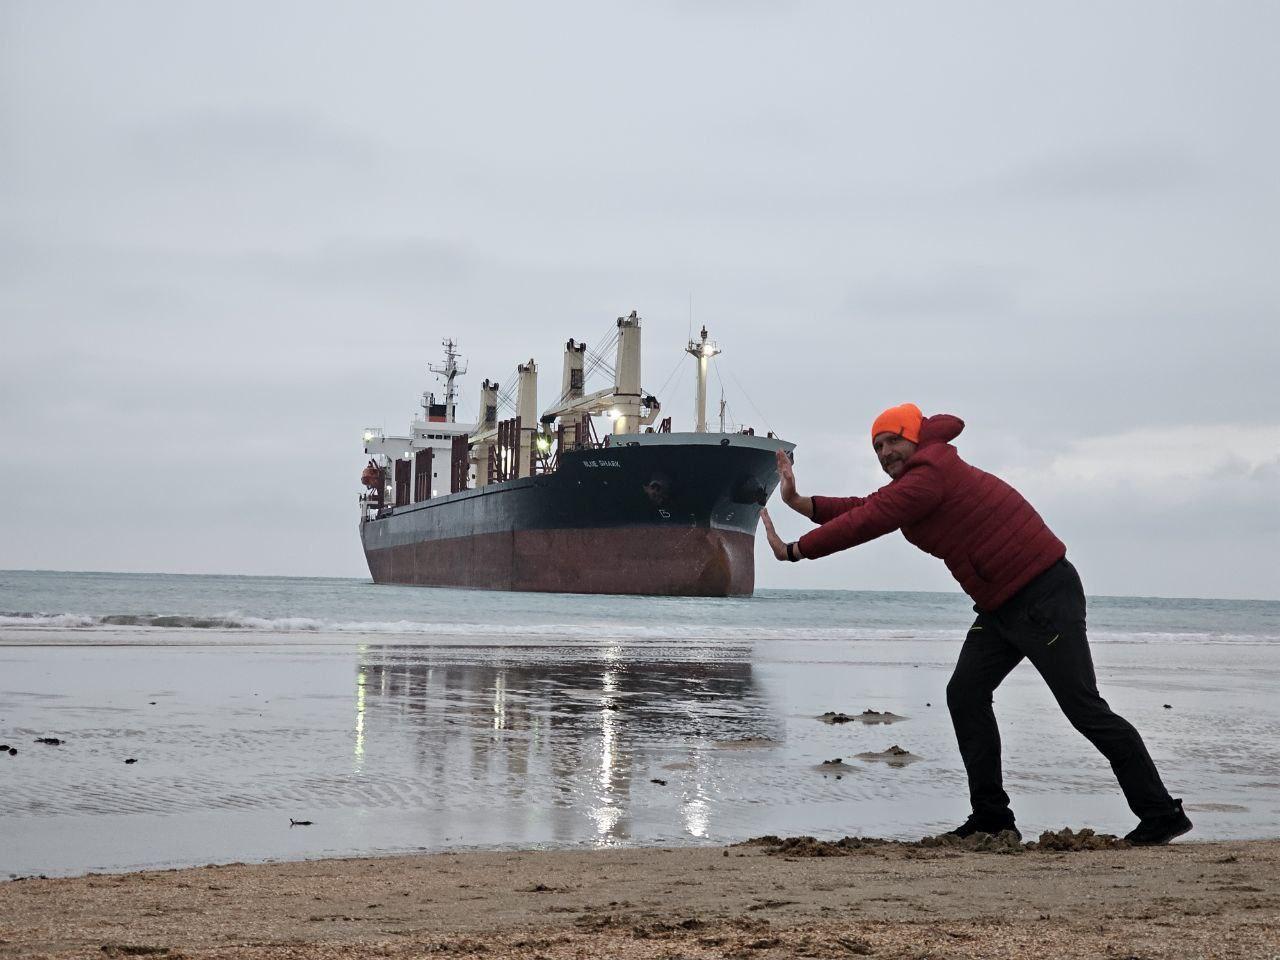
left=918, top=830, right=1028, bottom=854
left=742, top=826, right=1130, bottom=857
left=818, top=709, right=906, bottom=724
left=1026, top=827, right=1131, bottom=851
left=736, top=835, right=893, bottom=856
left=854, top=744, right=922, bottom=765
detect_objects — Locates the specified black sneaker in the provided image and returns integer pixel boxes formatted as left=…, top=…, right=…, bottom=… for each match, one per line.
left=1124, top=799, right=1193, bottom=846
left=946, top=812, right=1021, bottom=841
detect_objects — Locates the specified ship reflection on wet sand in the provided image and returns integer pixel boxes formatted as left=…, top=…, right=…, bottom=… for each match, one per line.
left=352, top=645, right=778, bottom=844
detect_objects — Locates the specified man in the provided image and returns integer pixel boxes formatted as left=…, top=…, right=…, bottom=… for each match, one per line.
left=759, top=402, right=1191, bottom=845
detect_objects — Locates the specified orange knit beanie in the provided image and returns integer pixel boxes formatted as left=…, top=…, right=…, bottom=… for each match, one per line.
left=871, top=403, right=923, bottom=444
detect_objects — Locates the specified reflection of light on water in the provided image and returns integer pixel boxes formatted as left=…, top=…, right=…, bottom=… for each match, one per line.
left=493, top=670, right=506, bottom=729
left=683, top=793, right=710, bottom=838
left=592, top=668, right=622, bottom=839
left=590, top=803, right=623, bottom=842
left=354, top=666, right=367, bottom=773
left=598, top=669, right=618, bottom=790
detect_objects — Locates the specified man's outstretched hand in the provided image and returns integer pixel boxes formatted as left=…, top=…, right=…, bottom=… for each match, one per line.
left=776, top=448, right=797, bottom=502
left=760, top=508, right=801, bottom=562
left=774, top=449, right=813, bottom=519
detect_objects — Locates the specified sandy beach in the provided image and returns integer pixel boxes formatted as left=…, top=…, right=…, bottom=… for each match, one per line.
left=5, top=577, right=1278, bottom=956
left=3, top=837, right=1277, bottom=959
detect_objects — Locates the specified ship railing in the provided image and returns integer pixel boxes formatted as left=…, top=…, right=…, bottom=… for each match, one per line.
left=358, top=490, right=389, bottom=520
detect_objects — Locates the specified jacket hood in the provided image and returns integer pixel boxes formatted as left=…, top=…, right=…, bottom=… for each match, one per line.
left=917, top=413, right=964, bottom=448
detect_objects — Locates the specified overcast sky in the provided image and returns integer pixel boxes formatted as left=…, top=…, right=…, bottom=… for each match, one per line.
left=2, top=2, right=1276, bottom=600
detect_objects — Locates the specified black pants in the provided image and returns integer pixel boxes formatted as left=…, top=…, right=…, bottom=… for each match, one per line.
left=946, top=558, right=1176, bottom=821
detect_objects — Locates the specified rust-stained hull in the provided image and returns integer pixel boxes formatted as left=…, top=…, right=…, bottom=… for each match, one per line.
left=360, top=433, right=792, bottom=597
left=364, top=526, right=755, bottom=596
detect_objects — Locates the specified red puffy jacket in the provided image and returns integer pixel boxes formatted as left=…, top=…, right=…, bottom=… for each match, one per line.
left=796, top=414, right=1066, bottom=612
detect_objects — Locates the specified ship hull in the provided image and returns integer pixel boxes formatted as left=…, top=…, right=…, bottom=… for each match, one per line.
left=364, top=526, right=755, bottom=595
left=360, top=433, right=791, bottom=597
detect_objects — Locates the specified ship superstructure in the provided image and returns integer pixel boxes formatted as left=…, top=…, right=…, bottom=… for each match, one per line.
left=359, top=312, right=792, bottom=596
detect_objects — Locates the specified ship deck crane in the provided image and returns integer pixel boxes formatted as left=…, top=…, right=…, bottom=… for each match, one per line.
left=540, top=312, right=661, bottom=435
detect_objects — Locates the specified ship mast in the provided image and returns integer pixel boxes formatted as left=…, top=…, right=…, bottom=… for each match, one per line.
left=428, top=338, right=467, bottom=422
left=685, top=326, right=720, bottom=433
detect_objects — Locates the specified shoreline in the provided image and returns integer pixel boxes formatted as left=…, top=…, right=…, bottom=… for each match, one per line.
left=3, top=838, right=1277, bottom=959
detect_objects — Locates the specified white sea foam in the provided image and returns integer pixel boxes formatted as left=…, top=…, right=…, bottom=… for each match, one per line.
left=0, top=612, right=98, bottom=629
left=0, top=611, right=1274, bottom=645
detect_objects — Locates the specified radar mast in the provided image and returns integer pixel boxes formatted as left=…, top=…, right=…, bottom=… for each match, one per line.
left=426, top=338, right=467, bottom=422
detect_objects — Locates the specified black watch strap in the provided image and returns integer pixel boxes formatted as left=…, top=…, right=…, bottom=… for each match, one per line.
left=786, top=542, right=799, bottom=562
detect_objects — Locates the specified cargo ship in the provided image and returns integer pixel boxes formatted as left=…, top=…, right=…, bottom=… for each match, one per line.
left=358, top=312, right=793, bottom=596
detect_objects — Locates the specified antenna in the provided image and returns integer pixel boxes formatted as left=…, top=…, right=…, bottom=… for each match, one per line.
left=428, top=338, right=468, bottom=421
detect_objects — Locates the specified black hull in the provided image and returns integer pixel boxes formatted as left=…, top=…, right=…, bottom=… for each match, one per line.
left=361, top=434, right=791, bottom=596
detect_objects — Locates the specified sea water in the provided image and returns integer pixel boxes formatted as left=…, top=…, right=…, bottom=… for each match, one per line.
left=1, top=570, right=1277, bottom=877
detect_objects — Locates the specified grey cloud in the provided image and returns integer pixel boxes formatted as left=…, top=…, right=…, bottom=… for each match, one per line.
left=999, top=146, right=1208, bottom=202
left=1036, top=464, right=1279, bottom=601
left=124, top=110, right=377, bottom=178
left=1, top=1, right=1276, bottom=595
left=237, top=237, right=477, bottom=293
left=843, top=269, right=1019, bottom=319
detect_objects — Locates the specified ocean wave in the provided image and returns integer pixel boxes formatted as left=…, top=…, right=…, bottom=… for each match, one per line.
left=0, top=610, right=943, bottom=639
left=0, top=610, right=1275, bottom=644
left=0, top=612, right=99, bottom=629
left=1, top=611, right=332, bottom=632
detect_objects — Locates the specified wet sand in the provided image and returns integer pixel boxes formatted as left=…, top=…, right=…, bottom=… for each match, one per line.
left=7, top=635, right=1280, bottom=879
left=3, top=839, right=1277, bottom=959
